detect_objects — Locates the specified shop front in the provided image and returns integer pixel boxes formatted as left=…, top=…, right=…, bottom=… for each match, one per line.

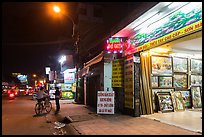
left=110, top=2, right=202, bottom=116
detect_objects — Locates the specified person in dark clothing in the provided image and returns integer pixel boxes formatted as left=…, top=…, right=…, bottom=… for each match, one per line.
left=54, top=87, right=60, bottom=114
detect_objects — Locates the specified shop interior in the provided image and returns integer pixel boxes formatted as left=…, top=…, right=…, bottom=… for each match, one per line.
left=149, top=32, right=202, bottom=113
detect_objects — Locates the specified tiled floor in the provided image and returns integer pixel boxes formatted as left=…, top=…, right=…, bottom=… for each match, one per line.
left=56, top=102, right=202, bottom=135
left=141, top=110, right=202, bottom=133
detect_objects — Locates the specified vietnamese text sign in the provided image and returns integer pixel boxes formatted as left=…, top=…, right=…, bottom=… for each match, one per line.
left=125, top=20, right=202, bottom=55
left=124, top=55, right=134, bottom=109
left=112, top=59, right=124, bottom=87
left=97, top=91, right=114, bottom=114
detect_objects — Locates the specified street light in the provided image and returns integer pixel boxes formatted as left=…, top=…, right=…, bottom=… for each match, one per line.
left=58, top=55, right=66, bottom=72
left=52, top=5, right=78, bottom=39
left=53, top=5, right=61, bottom=13
left=52, top=4, right=80, bottom=102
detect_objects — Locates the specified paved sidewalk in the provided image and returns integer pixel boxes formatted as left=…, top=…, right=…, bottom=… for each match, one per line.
left=52, top=101, right=201, bottom=135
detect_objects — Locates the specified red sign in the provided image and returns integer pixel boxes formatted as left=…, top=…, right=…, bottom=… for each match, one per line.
left=106, top=38, right=123, bottom=53
left=107, top=43, right=122, bottom=51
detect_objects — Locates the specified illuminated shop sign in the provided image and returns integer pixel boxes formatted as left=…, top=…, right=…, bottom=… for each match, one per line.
left=133, top=3, right=202, bottom=47
left=106, top=38, right=123, bottom=54
left=45, top=67, right=51, bottom=75
left=135, top=20, right=202, bottom=53
left=64, top=72, right=75, bottom=84
left=17, top=75, right=28, bottom=84
left=125, top=3, right=202, bottom=55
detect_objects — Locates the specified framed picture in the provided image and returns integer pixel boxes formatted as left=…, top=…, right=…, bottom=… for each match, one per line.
left=170, top=91, right=185, bottom=111
left=190, top=75, right=202, bottom=86
left=174, top=74, right=188, bottom=89
left=151, top=76, right=158, bottom=88
left=191, top=86, right=202, bottom=108
left=159, top=76, right=173, bottom=88
left=173, top=57, right=188, bottom=73
left=180, top=90, right=191, bottom=108
left=157, top=92, right=174, bottom=113
left=191, top=59, right=202, bottom=75
left=151, top=55, right=173, bottom=76
left=152, top=89, right=174, bottom=112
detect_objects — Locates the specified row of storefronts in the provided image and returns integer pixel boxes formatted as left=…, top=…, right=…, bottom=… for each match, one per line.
left=77, top=2, right=202, bottom=116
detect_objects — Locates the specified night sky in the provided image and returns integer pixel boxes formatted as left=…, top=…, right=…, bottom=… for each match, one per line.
left=2, top=2, right=152, bottom=77
left=2, top=2, right=75, bottom=76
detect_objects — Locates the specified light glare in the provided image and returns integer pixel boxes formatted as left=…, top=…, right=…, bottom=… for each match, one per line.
left=53, top=5, right=61, bottom=13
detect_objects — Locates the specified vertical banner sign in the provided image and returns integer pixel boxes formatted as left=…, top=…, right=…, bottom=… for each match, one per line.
left=112, top=59, right=124, bottom=87
left=124, top=54, right=134, bottom=109
left=45, top=67, right=51, bottom=75
left=49, top=71, right=54, bottom=81
left=97, top=91, right=114, bottom=114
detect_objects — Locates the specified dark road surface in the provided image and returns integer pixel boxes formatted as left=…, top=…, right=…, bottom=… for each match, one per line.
left=2, top=92, right=79, bottom=135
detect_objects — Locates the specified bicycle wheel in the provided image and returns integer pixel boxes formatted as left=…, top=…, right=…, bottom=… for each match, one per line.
left=45, top=102, right=52, bottom=113
left=35, top=103, right=43, bottom=115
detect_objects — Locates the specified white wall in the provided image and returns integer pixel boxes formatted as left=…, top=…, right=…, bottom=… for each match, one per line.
left=104, top=62, right=113, bottom=91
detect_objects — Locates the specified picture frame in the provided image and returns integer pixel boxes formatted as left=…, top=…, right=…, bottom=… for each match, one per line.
left=173, top=74, right=188, bottom=89
left=151, top=55, right=173, bottom=76
left=151, top=76, right=158, bottom=88
left=170, top=91, right=185, bottom=111
left=180, top=90, right=192, bottom=108
left=190, top=75, right=202, bottom=86
left=159, top=76, right=173, bottom=88
left=157, top=92, right=174, bottom=113
left=152, top=88, right=174, bottom=112
left=191, top=59, right=202, bottom=75
left=173, top=57, right=188, bottom=73
left=191, top=86, right=202, bottom=108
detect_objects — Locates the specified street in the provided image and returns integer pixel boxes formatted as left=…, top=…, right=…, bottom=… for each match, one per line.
left=2, top=92, right=202, bottom=135
left=2, top=92, right=79, bottom=135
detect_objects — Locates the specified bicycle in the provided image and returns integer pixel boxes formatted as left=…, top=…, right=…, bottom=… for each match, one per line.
left=35, top=96, right=52, bottom=115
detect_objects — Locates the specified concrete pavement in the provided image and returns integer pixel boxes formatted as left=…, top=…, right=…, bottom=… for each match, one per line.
left=51, top=100, right=202, bottom=135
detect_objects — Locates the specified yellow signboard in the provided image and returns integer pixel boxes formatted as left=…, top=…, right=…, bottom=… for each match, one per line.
left=134, top=20, right=202, bottom=52
left=124, top=55, right=134, bottom=109
left=112, top=59, right=123, bottom=87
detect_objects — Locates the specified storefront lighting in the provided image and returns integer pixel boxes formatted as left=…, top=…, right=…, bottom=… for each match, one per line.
left=132, top=11, right=158, bottom=30
left=150, top=48, right=170, bottom=54
left=179, top=2, right=201, bottom=14
left=167, top=2, right=180, bottom=9
left=107, top=51, right=111, bottom=54
left=170, top=52, right=202, bottom=59
left=120, top=50, right=123, bottom=53
left=113, top=51, right=117, bottom=54
left=135, top=12, right=161, bottom=33
left=147, top=17, right=169, bottom=33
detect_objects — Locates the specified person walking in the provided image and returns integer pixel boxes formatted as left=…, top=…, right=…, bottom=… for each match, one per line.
left=54, top=87, right=61, bottom=114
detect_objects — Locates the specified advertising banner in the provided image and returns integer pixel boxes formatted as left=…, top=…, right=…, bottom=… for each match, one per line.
left=97, top=91, right=114, bottom=114
left=64, top=72, right=75, bottom=84
left=124, top=55, right=134, bottom=109
left=45, top=67, right=50, bottom=75
left=125, top=20, right=202, bottom=55
left=49, top=71, right=54, bottom=81
left=112, top=59, right=124, bottom=87
left=17, top=75, right=28, bottom=85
